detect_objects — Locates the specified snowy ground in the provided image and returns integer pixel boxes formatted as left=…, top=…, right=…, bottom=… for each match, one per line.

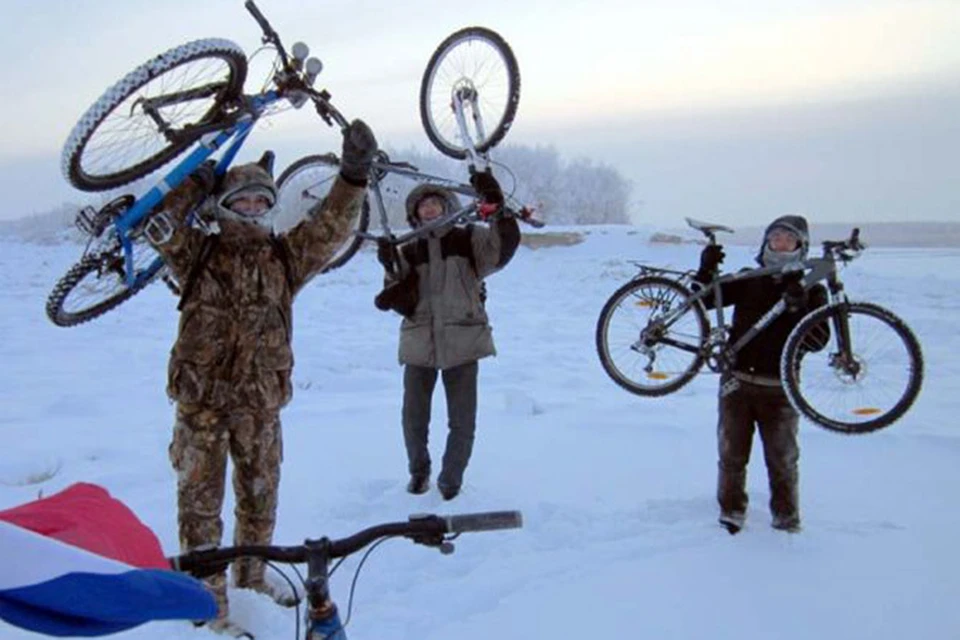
left=1, top=226, right=958, bottom=639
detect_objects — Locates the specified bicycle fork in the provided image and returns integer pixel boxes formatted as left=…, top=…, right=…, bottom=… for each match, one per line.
left=304, top=539, right=347, bottom=640
left=826, top=279, right=861, bottom=380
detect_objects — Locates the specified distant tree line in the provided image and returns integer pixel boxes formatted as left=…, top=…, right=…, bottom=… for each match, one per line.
left=369, top=143, right=633, bottom=228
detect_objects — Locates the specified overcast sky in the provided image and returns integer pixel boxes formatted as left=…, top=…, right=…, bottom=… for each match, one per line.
left=1, top=0, right=957, bottom=226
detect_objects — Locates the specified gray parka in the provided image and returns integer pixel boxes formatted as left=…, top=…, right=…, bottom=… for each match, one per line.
left=392, top=216, right=520, bottom=369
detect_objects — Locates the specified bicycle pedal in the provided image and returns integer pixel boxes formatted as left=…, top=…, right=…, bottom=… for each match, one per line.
left=145, top=212, right=176, bottom=245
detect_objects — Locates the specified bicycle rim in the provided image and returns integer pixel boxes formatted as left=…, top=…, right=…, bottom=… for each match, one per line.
left=420, top=27, right=520, bottom=159
left=64, top=40, right=246, bottom=191
left=275, top=154, right=370, bottom=273
left=782, top=302, right=924, bottom=433
left=596, top=277, right=708, bottom=396
left=46, top=241, right=163, bottom=327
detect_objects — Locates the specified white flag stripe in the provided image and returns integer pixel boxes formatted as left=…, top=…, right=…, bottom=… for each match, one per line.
left=0, top=520, right=138, bottom=590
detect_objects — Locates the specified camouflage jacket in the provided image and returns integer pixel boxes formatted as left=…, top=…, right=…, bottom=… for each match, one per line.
left=151, top=170, right=365, bottom=410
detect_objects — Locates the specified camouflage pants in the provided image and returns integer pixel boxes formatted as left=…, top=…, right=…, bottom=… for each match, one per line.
left=716, top=378, right=800, bottom=521
left=170, top=403, right=283, bottom=616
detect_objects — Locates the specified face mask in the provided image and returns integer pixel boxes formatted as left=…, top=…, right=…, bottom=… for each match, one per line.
left=217, top=184, right=278, bottom=231
left=761, top=244, right=803, bottom=268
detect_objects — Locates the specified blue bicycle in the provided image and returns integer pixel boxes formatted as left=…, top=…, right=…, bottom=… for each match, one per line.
left=46, top=2, right=524, bottom=327
left=170, top=510, right=522, bottom=640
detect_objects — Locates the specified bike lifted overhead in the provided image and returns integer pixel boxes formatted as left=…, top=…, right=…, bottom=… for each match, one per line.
left=47, top=1, right=536, bottom=328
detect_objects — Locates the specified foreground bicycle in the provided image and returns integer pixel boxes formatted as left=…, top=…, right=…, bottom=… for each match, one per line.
left=596, top=217, right=923, bottom=434
left=274, top=26, right=541, bottom=273
left=170, top=510, right=522, bottom=640
left=46, top=2, right=533, bottom=327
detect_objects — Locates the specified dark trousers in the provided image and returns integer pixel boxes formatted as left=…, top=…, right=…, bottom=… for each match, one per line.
left=717, top=379, right=800, bottom=520
left=402, top=361, right=478, bottom=490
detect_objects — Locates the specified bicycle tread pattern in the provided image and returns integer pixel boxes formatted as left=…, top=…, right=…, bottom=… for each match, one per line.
left=61, top=38, right=247, bottom=191
left=45, top=252, right=159, bottom=327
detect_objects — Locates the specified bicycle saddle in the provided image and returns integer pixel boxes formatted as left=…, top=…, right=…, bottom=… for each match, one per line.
left=685, top=217, right=734, bottom=235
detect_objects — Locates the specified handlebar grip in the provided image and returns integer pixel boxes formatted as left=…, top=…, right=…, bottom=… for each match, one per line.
left=850, top=227, right=861, bottom=249
left=445, top=511, right=523, bottom=533
left=245, top=0, right=276, bottom=37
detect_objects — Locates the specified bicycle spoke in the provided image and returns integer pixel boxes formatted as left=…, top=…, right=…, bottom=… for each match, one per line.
left=787, top=305, right=920, bottom=431
left=598, top=277, right=707, bottom=394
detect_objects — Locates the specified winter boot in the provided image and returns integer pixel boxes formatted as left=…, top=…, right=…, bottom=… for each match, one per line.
left=438, top=483, right=460, bottom=501
left=248, top=580, right=299, bottom=608
left=771, top=513, right=801, bottom=533
left=407, top=474, right=429, bottom=495
left=199, top=617, right=254, bottom=639
left=718, top=511, right=745, bottom=535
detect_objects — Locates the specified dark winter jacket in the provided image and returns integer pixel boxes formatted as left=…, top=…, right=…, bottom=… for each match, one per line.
left=694, top=270, right=829, bottom=381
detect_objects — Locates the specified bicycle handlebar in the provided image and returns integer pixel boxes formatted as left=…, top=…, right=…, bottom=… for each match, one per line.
left=168, top=511, right=522, bottom=577
left=822, top=227, right=865, bottom=259
left=245, top=0, right=289, bottom=67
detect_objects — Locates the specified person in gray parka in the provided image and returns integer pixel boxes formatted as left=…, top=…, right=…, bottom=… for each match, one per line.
left=375, top=170, right=520, bottom=500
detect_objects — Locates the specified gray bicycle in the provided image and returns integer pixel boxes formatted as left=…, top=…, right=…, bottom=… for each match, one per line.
left=596, top=217, right=924, bottom=434
left=274, top=26, right=540, bottom=274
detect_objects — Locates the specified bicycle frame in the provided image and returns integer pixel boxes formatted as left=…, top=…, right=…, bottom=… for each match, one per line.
left=360, top=160, right=481, bottom=244
left=103, top=92, right=283, bottom=289
left=644, top=251, right=852, bottom=373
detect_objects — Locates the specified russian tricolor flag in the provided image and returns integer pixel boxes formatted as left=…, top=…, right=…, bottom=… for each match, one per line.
left=0, top=483, right=217, bottom=636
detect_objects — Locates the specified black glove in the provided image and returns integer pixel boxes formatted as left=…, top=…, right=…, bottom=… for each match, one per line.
left=698, top=244, right=725, bottom=276
left=189, top=159, right=218, bottom=195
left=784, top=277, right=808, bottom=313
left=376, top=238, right=395, bottom=272
left=340, top=119, right=378, bottom=186
left=470, top=169, right=504, bottom=207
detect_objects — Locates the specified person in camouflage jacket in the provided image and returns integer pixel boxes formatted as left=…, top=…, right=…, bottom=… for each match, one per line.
left=149, top=120, right=377, bottom=634
left=375, top=170, right=520, bottom=500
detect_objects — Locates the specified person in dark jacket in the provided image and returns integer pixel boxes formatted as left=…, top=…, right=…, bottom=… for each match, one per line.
left=694, top=214, right=827, bottom=534
left=375, top=171, right=520, bottom=500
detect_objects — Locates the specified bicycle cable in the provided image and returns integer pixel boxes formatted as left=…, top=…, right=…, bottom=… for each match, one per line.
left=337, top=535, right=397, bottom=634
left=266, top=560, right=303, bottom=640
left=488, top=158, right=519, bottom=199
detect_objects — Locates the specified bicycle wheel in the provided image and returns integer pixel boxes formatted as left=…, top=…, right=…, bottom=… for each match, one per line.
left=420, top=27, right=521, bottom=159
left=596, top=276, right=709, bottom=396
left=781, top=302, right=924, bottom=434
left=62, top=38, right=247, bottom=192
left=46, top=240, right=165, bottom=327
left=275, top=154, right=370, bottom=273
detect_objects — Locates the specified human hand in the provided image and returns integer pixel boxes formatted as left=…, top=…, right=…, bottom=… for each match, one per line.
left=189, top=160, right=219, bottom=195
left=376, top=237, right=395, bottom=271
left=784, top=277, right=808, bottom=312
left=469, top=169, right=504, bottom=208
left=339, top=119, right=378, bottom=185
left=698, top=244, right=725, bottom=275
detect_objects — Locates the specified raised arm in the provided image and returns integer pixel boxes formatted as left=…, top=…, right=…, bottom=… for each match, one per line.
left=279, top=120, right=377, bottom=292
left=147, top=166, right=216, bottom=279
left=467, top=169, right=520, bottom=277
left=691, top=244, right=748, bottom=308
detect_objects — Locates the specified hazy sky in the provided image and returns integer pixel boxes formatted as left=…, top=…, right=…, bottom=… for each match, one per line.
left=1, top=0, right=957, bottom=225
